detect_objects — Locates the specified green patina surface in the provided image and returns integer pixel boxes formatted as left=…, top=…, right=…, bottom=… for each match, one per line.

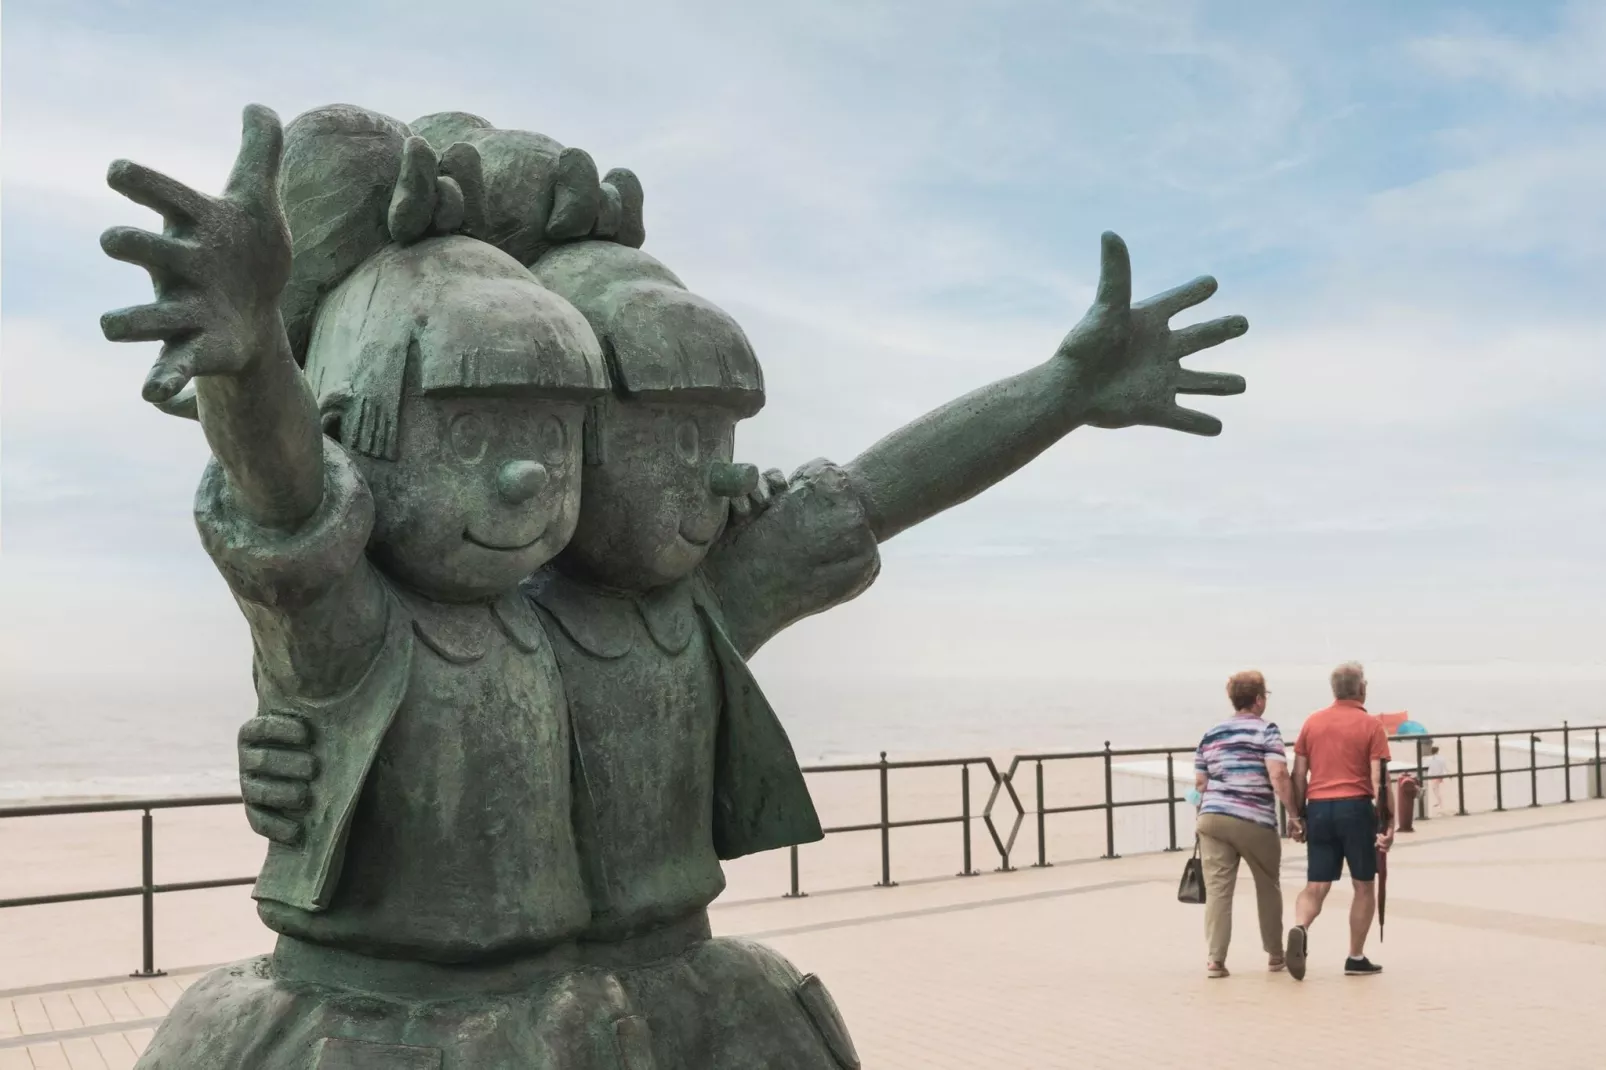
left=99, top=102, right=1247, bottom=1070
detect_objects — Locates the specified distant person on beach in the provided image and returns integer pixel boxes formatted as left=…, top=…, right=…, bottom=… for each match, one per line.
left=1286, top=661, right=1394, bottom=980
left=1192, top=670, right=1299, bottom=979
left=1426, top=745, right=1448, bottom=813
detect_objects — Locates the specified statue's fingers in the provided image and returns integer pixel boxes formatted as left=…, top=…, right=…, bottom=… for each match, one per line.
left=1175, top=369, right=1247, bottom=397
left=1170, top=315, right=1248, bottom=356
left=239, top=712, right=310, bottom=748
left=241, top=747, right=318, bottom=781
left=1135, top=276, right=1218, bottom=319
left=242, top=774, right=309, bottom=813
left=106, top=159, right=211, bottom=225
left=100, top=226, right=196, bottom=278
left=101, top=299, right=203, bottom=344
left=729, top=496, right=752, bottom=521
left=763, top=468, right=788, bottom=496
left=1093, top=231, right=1133, bottom=312
left=222, top=104, right=285, bottom=215
left=140, top=339, right=203, bottom=404
left=1155, top=405, right=1224, bottom=437
left=153, top=382, right=200, bottom=421
left=244, top=805, right=303, bottom=846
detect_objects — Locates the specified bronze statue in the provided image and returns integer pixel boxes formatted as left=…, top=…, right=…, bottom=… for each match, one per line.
left=102, top=103, right=1248, bottom=1069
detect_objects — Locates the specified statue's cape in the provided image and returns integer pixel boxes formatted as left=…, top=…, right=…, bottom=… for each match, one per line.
left=252, top=586, right=414, bottom=913
left=529, top=569, right=823, bottom=860
left=697, top=587, right=825, bottom=859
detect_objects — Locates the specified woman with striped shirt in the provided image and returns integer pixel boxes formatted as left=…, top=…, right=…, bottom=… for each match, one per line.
left=1192, top=671, right=1301, bottom=978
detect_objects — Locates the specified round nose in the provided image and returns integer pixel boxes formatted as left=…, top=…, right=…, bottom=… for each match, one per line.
left=497, top=460, right=550, bottom=504
left=708, top=461, right=759, bottom=499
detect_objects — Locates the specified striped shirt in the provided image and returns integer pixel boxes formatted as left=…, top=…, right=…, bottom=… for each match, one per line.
left=1194, top=715, right=1287, bottom=829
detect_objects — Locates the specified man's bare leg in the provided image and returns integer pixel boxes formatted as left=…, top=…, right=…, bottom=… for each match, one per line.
left=1296, top=881, right=1331, bottom=928
left=1348, top=879, right=1376, bottom=958
left=1286, top=881, right=1331, bottom=981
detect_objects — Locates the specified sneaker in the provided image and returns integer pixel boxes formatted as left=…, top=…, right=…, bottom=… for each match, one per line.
left=1285, top=926, right=1308, bottom=981
left=1344, top=956, right=1383, bottom=976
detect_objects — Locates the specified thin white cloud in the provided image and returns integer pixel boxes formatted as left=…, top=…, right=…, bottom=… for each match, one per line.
left=1409, top=1, right=1606, bottom=99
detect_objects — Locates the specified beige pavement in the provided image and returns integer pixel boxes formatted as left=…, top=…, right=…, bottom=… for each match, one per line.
left=3, top=797, right=1602, bottom=1069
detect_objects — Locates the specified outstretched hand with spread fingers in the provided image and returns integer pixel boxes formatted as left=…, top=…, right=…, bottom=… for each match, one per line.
left=1058, top=232, right=1249, bottom=437
left=99, top=104, right=292, bottom=403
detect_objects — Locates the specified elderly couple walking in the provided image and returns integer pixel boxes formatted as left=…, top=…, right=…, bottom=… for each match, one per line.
left=1191, top=662, right=1396, bottom=980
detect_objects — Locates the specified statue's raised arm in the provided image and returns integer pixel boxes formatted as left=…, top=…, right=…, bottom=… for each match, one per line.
left=842, top=232, right=1248, bottom=542
left=100, top=104, right=322, bottom=533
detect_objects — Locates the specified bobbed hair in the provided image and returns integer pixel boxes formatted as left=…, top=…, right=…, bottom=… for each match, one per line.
left=305, top=235, right=608, bottom=460
left=532, top=241, right=764, bottom=421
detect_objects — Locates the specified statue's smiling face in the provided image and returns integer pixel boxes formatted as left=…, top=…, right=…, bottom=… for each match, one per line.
left=359, top=394, right=586, bottom=602
left=559, top=400, right=739, bottom=591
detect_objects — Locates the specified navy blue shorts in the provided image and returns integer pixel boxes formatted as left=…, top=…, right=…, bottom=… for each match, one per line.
left=1305, top=797, right=1378, bottom=882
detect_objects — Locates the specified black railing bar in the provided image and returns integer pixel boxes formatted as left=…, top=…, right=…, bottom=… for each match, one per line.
left=0, top=795, right=243, bottom=819
left=0, top=886, right=149, bottom=909
left=802, top=756, right=994, bottom=774
left=818, top=813, right=971, bottom=835
left=0, top=874, right=259, bottom=912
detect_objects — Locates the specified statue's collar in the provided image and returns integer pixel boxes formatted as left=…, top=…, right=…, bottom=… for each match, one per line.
left=524, top=569, right=698, bottom=659
left=392, top=584, right=548, bottom=665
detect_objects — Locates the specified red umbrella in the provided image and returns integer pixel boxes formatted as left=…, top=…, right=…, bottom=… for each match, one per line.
left=1377, top=844, right=1388, bottom=941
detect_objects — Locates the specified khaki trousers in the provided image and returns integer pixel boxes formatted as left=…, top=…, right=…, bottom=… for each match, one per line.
left=1196, top=812, right=1283, bottom=964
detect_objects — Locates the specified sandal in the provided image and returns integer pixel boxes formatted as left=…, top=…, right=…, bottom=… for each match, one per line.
left=1206, top=963, right=1230, bottom=979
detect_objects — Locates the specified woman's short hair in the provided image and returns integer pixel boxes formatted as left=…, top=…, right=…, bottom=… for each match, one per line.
left=1226, top=671, right=1267, bottom=711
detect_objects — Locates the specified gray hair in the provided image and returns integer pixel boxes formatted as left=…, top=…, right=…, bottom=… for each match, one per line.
left=1330, top=662, right=1367, bottom=701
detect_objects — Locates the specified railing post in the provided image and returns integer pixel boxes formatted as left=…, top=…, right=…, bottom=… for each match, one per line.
left=1102, top=742, right=1119, bottom=860
left=875, top=752, right=897, bottom=888
left=132, top=809, right=166, bottom=978
left=1530, top=734, right=1540, bottom=808
left=1456, top=736, right=1467, bottom=815
left=959, top=764, right=976, bottom=877
left=1414, top=737, right=1428, bottom=822
left=1494, top=734, right=1504, bottom=811
left=1034, top=759, right=1050, bottom=868
left=1562, top=722, right=1572, bottom=803
left=1596, top=729, right=1603, bottom=800
left=1165, top=752, right=1180, bottom=852
left=784, top=844, right=806, bottom=898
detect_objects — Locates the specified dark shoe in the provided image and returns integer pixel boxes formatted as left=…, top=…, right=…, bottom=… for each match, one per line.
left=1285, top=926, right=1307, bottom=981
left=1344, top=956, right=1383, bottom=976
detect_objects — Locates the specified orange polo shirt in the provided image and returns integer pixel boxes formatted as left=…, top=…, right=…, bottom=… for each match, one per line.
left=1295, top=699, right=1391, bottom=802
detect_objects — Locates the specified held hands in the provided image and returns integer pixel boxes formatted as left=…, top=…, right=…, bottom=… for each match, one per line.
left=1288, top=817, right=1307, bottom=844
left=99, top=105, right=292, bottom=403
left=1057, top=232, right=1248, bottom=436
left=237, top=712, right=316, bottom=846
left=726, top=468, right=790, bottom=527
left=1377, top=829, right=1394, bottom=852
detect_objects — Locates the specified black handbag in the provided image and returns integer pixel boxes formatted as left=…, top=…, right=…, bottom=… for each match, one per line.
left=1177, top=838, right=1206, bottom=905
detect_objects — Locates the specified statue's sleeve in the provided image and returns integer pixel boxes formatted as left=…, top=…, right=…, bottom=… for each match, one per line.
left=194, top=435, right=389, bottom=699
left=701, top=459, right=882, bottom=658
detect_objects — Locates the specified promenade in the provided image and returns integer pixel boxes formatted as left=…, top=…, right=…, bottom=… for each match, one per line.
left=3, top=790, right=1601, bottom=1069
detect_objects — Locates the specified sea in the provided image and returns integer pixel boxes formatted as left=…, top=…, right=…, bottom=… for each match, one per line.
left=3, top=667, right=1602, bottom=802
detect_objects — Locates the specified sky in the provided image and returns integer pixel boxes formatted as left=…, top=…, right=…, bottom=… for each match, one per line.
left=4, top=1, right=1606, bottom=776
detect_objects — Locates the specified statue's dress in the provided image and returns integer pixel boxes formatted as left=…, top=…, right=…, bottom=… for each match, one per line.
left=526, top=458, right=881, bottom=1070
left=135, top=441, right=651, bottom=1069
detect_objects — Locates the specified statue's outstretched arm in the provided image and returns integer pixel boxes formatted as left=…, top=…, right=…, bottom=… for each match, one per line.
left=842, top=232, right=1248, bottom=542
left=100, top=105, right=323, bottom=533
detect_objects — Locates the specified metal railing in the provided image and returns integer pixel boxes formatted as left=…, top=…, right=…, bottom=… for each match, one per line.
left=0, top=795, right=254, bottom=978
left=2, top=721, right=1600, bottom=976
left=781, top=752, right=1024, bottom=898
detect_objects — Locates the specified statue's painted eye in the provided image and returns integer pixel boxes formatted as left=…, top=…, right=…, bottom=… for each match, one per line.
left=539, top=415, right=567, bottom=466
left=675, top=419, right=700, bottom=465
left=450, top=412, right=489, bottom=464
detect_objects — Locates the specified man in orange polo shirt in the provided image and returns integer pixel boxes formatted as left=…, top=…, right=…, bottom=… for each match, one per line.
left=1284, top=661, right=1394, bottom=980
